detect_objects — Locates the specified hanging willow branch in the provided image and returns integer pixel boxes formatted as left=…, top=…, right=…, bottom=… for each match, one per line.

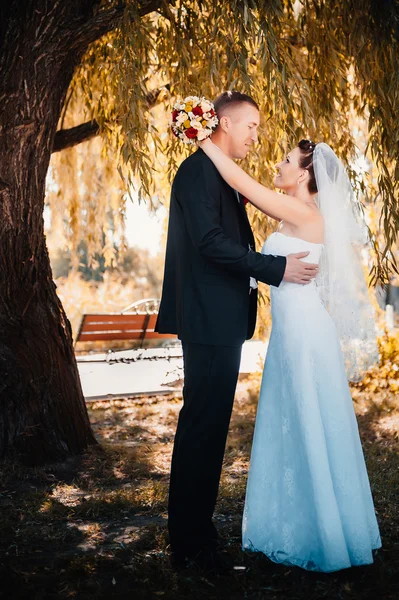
left=49, top=0, right=399, bottom=282
left=53, top=84, right=169, bottom=151
left=69, top=0, right=163, bottom=51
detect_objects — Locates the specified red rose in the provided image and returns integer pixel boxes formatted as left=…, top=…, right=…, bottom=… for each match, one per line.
left=192, top=105, right=203, bottom=116
left=172, top=109, right=179, bottom=122
left=209, top=109, right=215, bottom=116
left=184, top=127, right=198, bottom=139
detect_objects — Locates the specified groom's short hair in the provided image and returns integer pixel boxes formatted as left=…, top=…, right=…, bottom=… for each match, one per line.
left=213, top=91, right=259, bottom=117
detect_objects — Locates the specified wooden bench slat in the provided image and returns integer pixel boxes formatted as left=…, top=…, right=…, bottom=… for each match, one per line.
left=79, top=332, right=144, bottom=341
left=81, top=314, right=151, bottom=326
left=142, top=331, right=176, bottom=339
left=80, top=323, right=151, bottom=333
left=79, top=331, right=175, bottom=341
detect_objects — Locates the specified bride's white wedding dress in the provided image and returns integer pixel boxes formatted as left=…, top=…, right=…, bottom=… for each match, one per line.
left=242, top=232, right=381, bottom=572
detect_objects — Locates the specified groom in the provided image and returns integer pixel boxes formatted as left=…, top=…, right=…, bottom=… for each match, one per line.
left=156, top=91, right=317, bottom=570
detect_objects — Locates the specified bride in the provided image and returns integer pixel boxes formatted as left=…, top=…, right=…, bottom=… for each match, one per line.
left=199, top=137, right=381, bottom=572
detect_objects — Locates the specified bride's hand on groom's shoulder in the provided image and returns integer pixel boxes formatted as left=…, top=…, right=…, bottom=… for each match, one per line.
left=283, top=252, right=319, bottom=285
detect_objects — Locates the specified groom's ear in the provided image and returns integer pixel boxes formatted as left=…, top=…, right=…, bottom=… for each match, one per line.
left=218, top=115, right=230, bottom=133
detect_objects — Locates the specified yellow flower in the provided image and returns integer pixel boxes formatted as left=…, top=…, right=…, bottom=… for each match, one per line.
left=185, top=104, right=193, bottom=112
left=184, top=120, right=191, bottom=128
left=202, top=120, right=207, bottom=127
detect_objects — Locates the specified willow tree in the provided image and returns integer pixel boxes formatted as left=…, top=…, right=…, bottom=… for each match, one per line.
left=1, top=0, right=398, bottom=464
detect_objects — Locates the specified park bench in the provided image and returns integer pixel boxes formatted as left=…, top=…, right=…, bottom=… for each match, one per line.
left=75, top=298, right=176, bottom=348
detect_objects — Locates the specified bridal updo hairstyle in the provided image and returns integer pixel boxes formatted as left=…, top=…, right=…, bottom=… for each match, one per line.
left=298, top=139, right=318, bottom=194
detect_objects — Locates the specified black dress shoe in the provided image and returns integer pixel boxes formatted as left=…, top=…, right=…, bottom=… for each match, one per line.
left=170, top=551, right=190, bottom=570
left=171, top=546, right=230, bottom=576
left=190, top=547, right=231, bottom=575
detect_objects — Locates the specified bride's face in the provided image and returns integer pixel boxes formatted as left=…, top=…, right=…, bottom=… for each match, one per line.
left=274, top=147, right=303, bottom=190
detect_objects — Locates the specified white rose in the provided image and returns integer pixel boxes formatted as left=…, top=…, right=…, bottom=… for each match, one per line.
left=201, top=100, right=213, bottom=112
left=190, top=118, right=203, bottom=129
left=176, top=111, right=188, bottom=125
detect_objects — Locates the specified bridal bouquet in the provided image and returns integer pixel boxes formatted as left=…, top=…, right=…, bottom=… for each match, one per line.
left=171, top=96, right=219, bottom=144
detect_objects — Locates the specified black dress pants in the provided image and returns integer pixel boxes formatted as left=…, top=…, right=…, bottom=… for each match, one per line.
left=168, top=342, right=242, bottom=556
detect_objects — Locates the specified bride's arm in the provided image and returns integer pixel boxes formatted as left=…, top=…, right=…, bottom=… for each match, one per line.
left=199, top=139, right=315, bottom=226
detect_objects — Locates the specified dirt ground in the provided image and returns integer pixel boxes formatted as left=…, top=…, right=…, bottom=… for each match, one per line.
left=0, top=376, right=398, bottom=599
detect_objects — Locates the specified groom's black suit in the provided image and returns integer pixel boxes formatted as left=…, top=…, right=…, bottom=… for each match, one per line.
left=156, top=148, right=286, bottom=557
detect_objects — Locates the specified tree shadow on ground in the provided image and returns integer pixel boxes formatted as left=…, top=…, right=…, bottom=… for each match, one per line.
left=0, top=387, right=398, bottom=599
left=0, top=421, right=170, bottom=600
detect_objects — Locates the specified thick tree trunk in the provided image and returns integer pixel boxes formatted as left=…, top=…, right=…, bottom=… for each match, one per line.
left=0, top=0, right=109, bottom=464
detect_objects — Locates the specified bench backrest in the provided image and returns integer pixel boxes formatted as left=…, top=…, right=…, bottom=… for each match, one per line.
left=76, top=313, right=176, bottom=344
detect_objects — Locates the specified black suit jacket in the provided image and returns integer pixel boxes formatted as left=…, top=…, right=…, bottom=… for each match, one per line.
left=155, top=148, right=286, bottom=346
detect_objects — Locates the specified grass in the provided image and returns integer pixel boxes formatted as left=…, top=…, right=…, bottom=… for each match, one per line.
left=0, top=376, right=398, bottom=600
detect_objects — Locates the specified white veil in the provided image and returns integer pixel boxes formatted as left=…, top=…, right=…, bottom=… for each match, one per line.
left=313, top=143, right=379, bottom=382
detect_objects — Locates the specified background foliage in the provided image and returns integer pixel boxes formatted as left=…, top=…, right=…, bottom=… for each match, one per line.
left=49, top=0, right=399, bottom=285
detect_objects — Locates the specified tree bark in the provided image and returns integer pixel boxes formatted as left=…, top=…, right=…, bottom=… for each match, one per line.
left=0, top=0, right=130, bottom=464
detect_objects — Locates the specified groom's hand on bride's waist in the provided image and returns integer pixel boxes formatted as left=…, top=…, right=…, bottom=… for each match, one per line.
left=283, top=252, right=319, bottom=284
